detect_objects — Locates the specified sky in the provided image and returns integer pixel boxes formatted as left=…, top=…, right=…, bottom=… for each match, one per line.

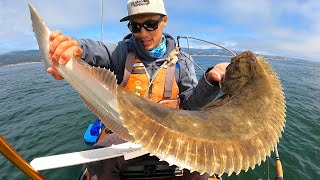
left=1, top=0, right=320, bottom=62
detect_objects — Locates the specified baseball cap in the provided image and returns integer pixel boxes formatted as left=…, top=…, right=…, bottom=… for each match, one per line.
left=120, top=0, right=167, bottom=22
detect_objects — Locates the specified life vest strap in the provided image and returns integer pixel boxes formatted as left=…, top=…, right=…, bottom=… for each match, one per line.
left=122, top=50, right=178, bottom=99
left=164, top=64, right=175, bottom=98
left=121, top=51, right=136, bottom=87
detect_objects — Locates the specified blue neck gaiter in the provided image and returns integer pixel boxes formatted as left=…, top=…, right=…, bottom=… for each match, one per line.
left=147, top=36, right=166, bottom=58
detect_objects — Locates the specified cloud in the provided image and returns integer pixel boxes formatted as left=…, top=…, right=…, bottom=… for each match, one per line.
left=0, top=0, right=127, bottom=53
left=165, top=0, right=320, bottom=61
left=0, top=0, right=319, bottom=61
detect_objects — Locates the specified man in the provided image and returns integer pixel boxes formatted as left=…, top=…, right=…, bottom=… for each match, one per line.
left=48, top=0, right=228, bottom=179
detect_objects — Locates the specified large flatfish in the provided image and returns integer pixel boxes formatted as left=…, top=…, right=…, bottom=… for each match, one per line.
left=116, top=51, right=286, bottom=176
left=29, top=3, right=286, bottom=176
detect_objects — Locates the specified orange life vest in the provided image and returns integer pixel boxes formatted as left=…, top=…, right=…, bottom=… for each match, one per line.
left=121, top=51, right=180, bottom=109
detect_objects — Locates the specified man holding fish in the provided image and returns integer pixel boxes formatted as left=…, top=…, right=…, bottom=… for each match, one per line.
left=47, top=0, right=228, bottom=179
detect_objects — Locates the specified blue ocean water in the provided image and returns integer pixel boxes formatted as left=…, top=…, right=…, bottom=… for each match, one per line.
left=0, top=55, right=319, bottom=180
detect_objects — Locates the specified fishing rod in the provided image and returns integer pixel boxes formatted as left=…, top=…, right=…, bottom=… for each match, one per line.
left=0, top=135, right=45, bottom=180
left=274, top=146, right=284, bottom=180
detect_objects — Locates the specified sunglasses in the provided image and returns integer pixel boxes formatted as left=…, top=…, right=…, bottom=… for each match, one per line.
left=127, top=16, right=164, bottom=33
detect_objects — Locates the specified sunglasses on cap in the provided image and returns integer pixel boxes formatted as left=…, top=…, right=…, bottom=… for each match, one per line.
left=127, top=16, right=164, bottom=33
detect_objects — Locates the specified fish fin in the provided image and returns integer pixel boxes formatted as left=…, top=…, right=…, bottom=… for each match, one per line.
left=116, top=86, right=231, bottom=175
left=73, top=58, right=118, bottom=94
left=80, top=94, right=134, bottom=142
left=29, top=4, right=52, bottom=70
left=257, top=56, right=286, bottom=134
left=73, top=59, right=134, bottom=141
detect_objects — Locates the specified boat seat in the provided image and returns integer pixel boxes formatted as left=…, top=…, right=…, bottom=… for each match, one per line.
left=121, top=155, right=183, bottom=180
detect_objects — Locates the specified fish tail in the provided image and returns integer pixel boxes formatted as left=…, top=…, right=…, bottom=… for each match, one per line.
left=29, top=4, right=52, bottom=70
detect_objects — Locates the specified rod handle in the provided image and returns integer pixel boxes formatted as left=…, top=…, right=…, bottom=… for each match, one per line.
left=275, top=158, right=284, bottom=180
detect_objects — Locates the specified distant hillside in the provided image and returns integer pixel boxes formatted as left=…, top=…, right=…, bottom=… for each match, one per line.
left=0, top=48, right=287, bottom=66
left=0, top=48, right=234, bottom=66
left=181, top=48, right=238, bottom=56
left=0, top=50, right=42, bottom=66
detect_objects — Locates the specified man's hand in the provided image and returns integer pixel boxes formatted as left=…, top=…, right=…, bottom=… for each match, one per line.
left=47, top=30, right=83, bottom=80
left=206, top=62, right=229, bottom=84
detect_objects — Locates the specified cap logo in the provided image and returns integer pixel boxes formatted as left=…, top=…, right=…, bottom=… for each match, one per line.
left=130, top=0, right=150, bottom=7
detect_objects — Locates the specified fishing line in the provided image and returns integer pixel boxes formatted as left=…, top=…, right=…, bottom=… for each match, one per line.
left=185, top=36, right=206, bottom=73
left=267, top=156, right=270, bottom=180
left=100, top=0, right=104, bottom=42
left=178, top=36, right=237, bottom=57
left=176, top=36, right=236, bottom=73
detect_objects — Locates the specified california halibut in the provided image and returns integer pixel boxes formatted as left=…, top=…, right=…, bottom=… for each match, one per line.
left=116, top=51, right=286, bottom=176
left=29, top=4, right=286, bottom=176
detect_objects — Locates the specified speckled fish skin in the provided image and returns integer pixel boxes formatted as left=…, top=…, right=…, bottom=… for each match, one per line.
left=116, top=51, right=286, bottom=176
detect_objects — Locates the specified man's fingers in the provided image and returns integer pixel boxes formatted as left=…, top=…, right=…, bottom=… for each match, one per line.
left=49, top=35, right=70, bottom=60
left=208, top=62, right=230, bottom=83
left=211, top=69, right=223, bottom=82
left=49, top=30, right=62, bottom=42
left=47, top=30, right=80, bottom=80
left=214, top=62, right=230, bottom=73
left=48, top=30, right=62, bottom=59
left=47, top=67, right=64, bottom=80
left=73, top=46, right=83, bottom=58
left=59, top=45, right=83, bottom=65
left=212, top=62, right=229, bottom=83
left=51, top=40, right=78, bottom=65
